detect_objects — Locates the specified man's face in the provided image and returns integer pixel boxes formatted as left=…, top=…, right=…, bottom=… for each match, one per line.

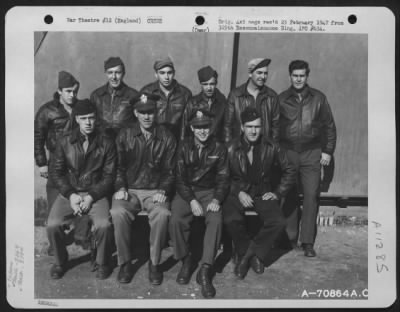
left=290, top=69, right=308, bottom=90
left=241, top=118, right=262, bottom=143
left=75, top=113, right=96, bottom=135
left=58, top=84, right=79, bottom=105
left=155, top=66, right=175, bottom=88
left=191, top=125, right=211, bottom=143
left=106, top=65, right=125, bottom=89
left=200, top=77, right=217, bottom=98
left=134, top=109, right=155, bottom=130
left=249, top=66, right=268, bottom=88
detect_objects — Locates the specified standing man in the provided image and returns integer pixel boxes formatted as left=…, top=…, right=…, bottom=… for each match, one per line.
left=47, top=99, right=116, bottom=280
left=35, top=71, right=80, bottom=212
left=140, top=56, right=192, bottom=139
left=223, top=107, right=296, bottom=279
left=279, top=60, right=336, bottom=257
left=224, top=58, right=280, bottom=143
left=111, top=93, right=177, bottom=285
left=181, top=65, right=227, bottom=142
left=90, top=56, right=139, bottom=139
left=170, top=110, right=229, bottom=298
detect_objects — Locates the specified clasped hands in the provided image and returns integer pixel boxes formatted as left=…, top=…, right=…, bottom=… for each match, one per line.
left=69, top=193, right=94, bottom=216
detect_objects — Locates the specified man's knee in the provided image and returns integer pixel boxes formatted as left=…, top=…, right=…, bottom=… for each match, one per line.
left=93, top=218, right=112, bottom=231
left=206, top=211, right=222, bottom=227
left=150, top=205, right=171, bottom=223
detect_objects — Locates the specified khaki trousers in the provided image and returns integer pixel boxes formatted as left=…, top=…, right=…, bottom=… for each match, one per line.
left=111, top=189, right=170, bottom=265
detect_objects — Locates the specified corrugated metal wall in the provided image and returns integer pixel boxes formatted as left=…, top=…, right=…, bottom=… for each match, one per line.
left=34, top=32, right=367, bottom=198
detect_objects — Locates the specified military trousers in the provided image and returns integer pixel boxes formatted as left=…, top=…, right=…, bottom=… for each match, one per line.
left=169, top=189, right=222, bottom=265
left=111, top=189, right=170, bottom=266
left=47, top=193, right=113, bottom=266
left=222, top=195, right=286, bottom=263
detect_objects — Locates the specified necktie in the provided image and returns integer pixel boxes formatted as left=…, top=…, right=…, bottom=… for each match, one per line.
left=197, top=145, right=203, bottom=158
left=247, top=146, right=254, bottom=165
left=208, top=98, right=212, bottom=109
left=83, top=137, right=89, bottom=153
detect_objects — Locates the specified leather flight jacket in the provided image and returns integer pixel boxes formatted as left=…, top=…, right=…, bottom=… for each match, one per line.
left=224, top=80, right=280, bottom=143
left=227, top=136, right=296, bottom=199
left=176, top=138, right=230, bottom=204
left=50, top=128, right=117, bottom=202
left=181, top=88, right=227, bottom=142
left=279, top=85, right=336, bottom=155
left=34, top=92, right=76, bottom=167
left=90, top=82, right=140, bottom=135
left=140, top=80, right=192, bottom=139
left=114, top=122, right=177, bottom=196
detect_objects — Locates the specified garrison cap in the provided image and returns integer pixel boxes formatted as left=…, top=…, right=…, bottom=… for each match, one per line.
left=153, top=56, right=175, bottom=71
left=58, top=71, right=79, bottom=89
left=189, top=109, right=213, bottom=127
left=73, top=99, right=96, bottom=116
left=104, top=57, right=125, bottom=71
left=248, top=58, right=271, bottom=73
left=197, top=66, right=218, bottom=83
left=132, top=92, right=160, bottom=112
left=240, top=107, right=261, bottom=124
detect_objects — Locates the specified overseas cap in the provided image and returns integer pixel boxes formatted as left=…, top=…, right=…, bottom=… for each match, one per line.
left=73, top=99, right=96, bottom=116
left=240, top=107, right=261, bottom=124
left=197, top=66, right=218, bottom=83
left=248, top=58, right=271, bottom=73
left=189, top=109, right=213, bottom=127
left=132, top=92, right=160, bottom=112
left=153, top=56, right=175, bottom=71
left=58, top=71, right=79, bottom=89
left=104, top=56, right=125, bottom=71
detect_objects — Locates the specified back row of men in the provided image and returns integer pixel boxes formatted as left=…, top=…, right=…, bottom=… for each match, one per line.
left=35, top=56, right=336, bottom=299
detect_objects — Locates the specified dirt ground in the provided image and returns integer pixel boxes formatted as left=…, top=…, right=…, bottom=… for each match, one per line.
left=34, top=208, right=368, bottom=300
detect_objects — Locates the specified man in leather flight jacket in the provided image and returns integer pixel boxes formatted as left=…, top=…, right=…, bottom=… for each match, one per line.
left=222, top=107, right=296, bottom=279
left=35, top=71, right=80, bottom=212
left=224, top=58, right=280, bottom=143
left=170, top=109, right=229, bottom=299
left=140, top=57, right=192, bottom=139
left=279, top=60, right=337, bottom=257
left=111, top=93, right=177, bottom=286
left=47, top=99, right=116, bottom=280
left=90, top=57, right=139, bottom=139
left=180, top=65, right=227, bottom=142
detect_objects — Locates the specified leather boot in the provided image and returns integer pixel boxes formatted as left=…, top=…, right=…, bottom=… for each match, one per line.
left=176, top=254, right=192, bottom=285
left=148, top=260, right=163, bottom=285
left=250, top=256, right=264, bottom=274
left=196, top=264, right=216, bottom=298
left=96, top=264, right=111, bottom=280
left=235, top=256, right=250, bottom=279
left=117, top=261, right=133, bottom=284
left=50, top=264, right=66, bottom=279
left=303, top=244, right=317, bottom=257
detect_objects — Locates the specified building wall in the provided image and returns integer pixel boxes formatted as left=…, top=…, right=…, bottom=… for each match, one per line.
left=34, top=32, right=367, bottom=198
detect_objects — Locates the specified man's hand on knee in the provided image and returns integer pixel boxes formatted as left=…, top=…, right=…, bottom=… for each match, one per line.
left=114, top=188, right=128, bottom=201
left=69, top=193, right=83, bottom=215
left=238, top=191, right=254, bottom=208
left=206, top=199, right=220, bottom=212
left=262, top=192, right=278, bottom=201
left=190, top=199, right=204, bottom=216
left=153, top=190, right=167, bottom=203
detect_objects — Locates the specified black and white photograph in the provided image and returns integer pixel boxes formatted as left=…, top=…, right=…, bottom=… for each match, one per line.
left=5, top=6, right=396, bottom=309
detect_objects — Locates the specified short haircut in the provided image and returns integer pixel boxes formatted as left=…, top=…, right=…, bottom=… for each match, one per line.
left=289, top=60, right=310, bottom=75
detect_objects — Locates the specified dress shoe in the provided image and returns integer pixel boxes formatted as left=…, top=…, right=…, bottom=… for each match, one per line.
left=176, top=255, right=192, bottom=285
left=50, top=264, right=65, bottom=279
left=96, top=264, right=111, bottom=280
left=303, top=244, right=317, bottom=257
left=148, top=261, right=163, bottom=285
left=235, top=256, right=250, bottom=279
left=250, top=256, right=264, bottom=274
left=117, top=262, right=133, bottom=284
left=196, top=264, right=216, bottom=299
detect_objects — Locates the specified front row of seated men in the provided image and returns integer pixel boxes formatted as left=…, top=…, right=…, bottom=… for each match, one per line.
left=47, top=95, right=296, bottom=299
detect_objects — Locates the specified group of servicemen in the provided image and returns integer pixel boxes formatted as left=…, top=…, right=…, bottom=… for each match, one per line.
left=34, top=55, right=336, bottom=299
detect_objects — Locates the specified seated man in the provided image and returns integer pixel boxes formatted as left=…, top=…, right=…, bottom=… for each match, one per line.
left=222, top=107, right=296, bottom=279
left=111, top=93, right=177, bottom=285
left=170, top=110, right=229, bottom=299
left=47, top=99, right=116, bottom=280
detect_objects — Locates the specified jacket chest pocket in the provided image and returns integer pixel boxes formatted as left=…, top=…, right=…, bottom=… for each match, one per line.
left=206, top=155, right=219, bottom=167
left=171, top=102, right=184, bottom=114
left=281, top=104, right=298, bottom=121
left=118, top=100, right=131, bottom=111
